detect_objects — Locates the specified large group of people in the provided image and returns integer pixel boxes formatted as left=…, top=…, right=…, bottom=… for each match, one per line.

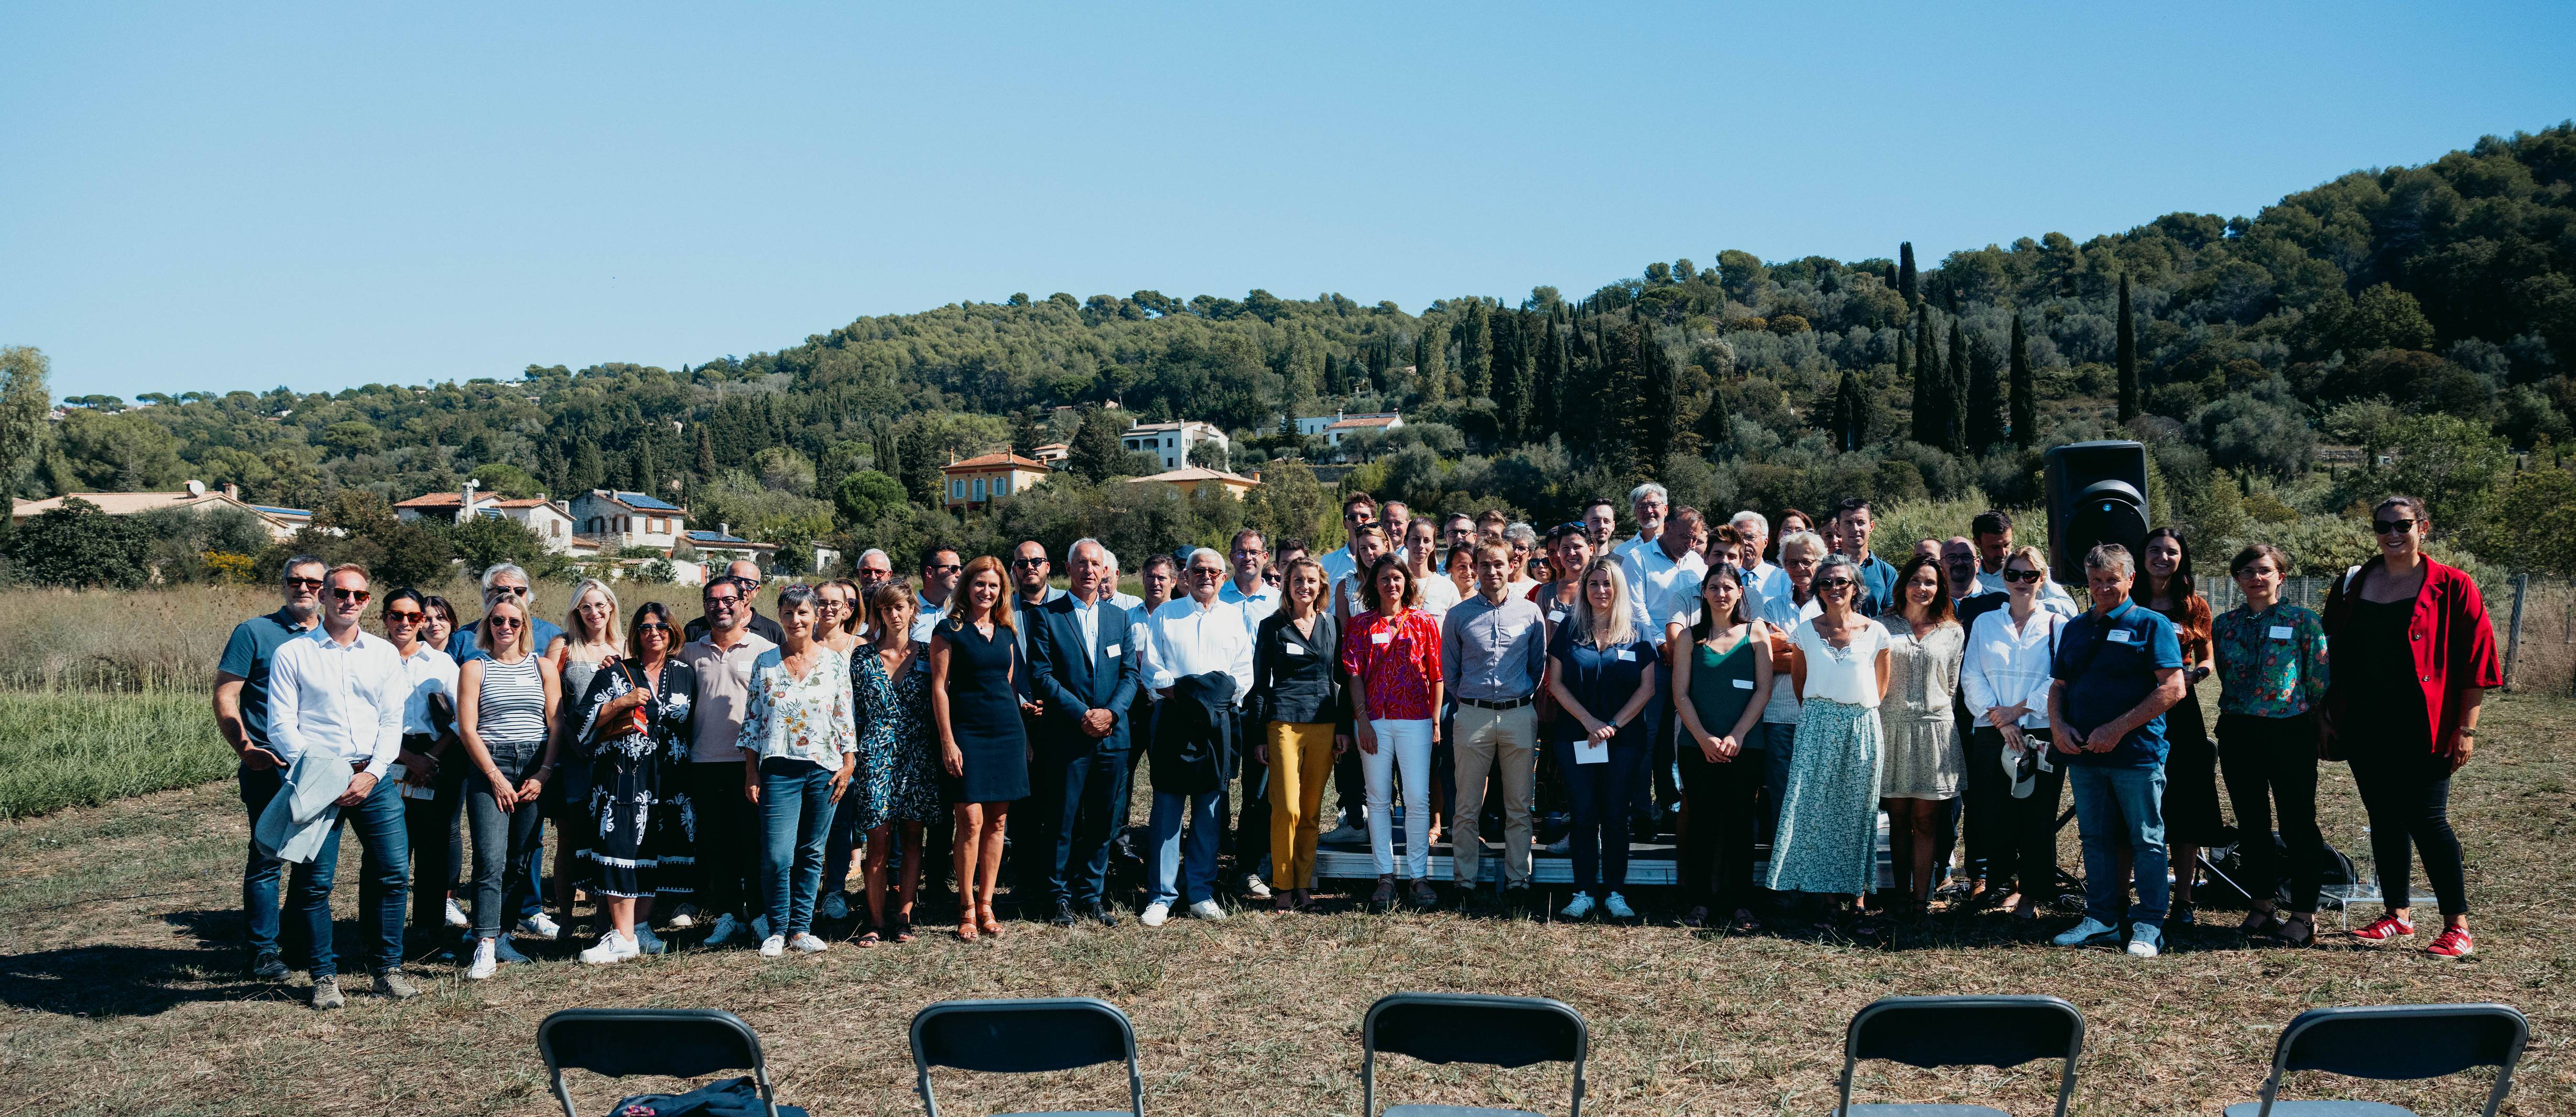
left=214, top=485, right=2501, bottom=1008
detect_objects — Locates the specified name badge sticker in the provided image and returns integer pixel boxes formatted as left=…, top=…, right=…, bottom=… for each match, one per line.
left=1548, top=609, right=1566, bottom=623
left=2267, top=626, right=2294, bottom=641
left=1732, top=677, right=1755, bottom=689
left=1372, top=631, right=1394, bottom=645
left=2105, top=629, right=2136, bottom=644
left=1615, top=648, right=1636, bottom=661
left=1284, top=643, right=1308, bottom=656
left=1105, top=643, right=1122, bottom=658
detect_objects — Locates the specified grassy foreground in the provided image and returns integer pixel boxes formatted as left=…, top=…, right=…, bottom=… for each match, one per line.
left=0, top=691, right=232, bottom=820
left=0, top=695, right=2569, bottom=1115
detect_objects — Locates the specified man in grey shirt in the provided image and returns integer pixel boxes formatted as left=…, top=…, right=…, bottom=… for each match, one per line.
left=1440, top=540, right=1549, bottom=907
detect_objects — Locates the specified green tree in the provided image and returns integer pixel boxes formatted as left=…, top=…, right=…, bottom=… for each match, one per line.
left=0, top=346, right=49, bottom=533
left=1414, top=328, right=1447, bottom=407
left=53, top=409, right=185, bottom=491
left=4, top=498, right=153, bottom=588
left=2008, top=314, right=2037, bottom=448
left=1897, top=242, right=1919, bottom=307
left=1944, top=319, right=1971, bottom=452
left=833, top=469, right=907, bottom=526
left=2477, top=467, right=2576, bottom=575
left=2342, top=283, right=2439, bottom=353
left=1694, top=364, right=1733, bottom=452
left=2116, top=275, right=2140, bottom=423
left=1066, top=406, right=1131, bottom=483
left=1966, top=329, right=2006, bottom=450
left=469, top=462, right=542, bottom=498
left=447, top=513, right=550, bottom=579
left=319, top=420, right=382, bottom=457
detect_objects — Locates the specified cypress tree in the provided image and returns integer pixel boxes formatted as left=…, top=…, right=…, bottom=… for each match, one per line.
left=1831, top=371, right=1865, bottom=452
left=2009, top=314, right=2037, bottom=448
left=1966, top=329, right=2005, bottom=450
left=634, top=431, right=659, bottom=494
left=1531, top=315, right=1566, bottom=443
left=1911, top=312, right=1941, bottom=444
left=1695, top=371, right=1732, bottom=452
left=1945, top=319, right=1971, bottom=452
left=1493, top=310, right=1534, bottom=443
left=2116, top=275, right=2140, bottom=423
left=1898, top=242, right=1919, bottom=307
left=1458, top=301, right=1494, bottom=399
left=1414, top=329, right=1447, bottom=407
left=1638, top=316, right=1677, bottom=474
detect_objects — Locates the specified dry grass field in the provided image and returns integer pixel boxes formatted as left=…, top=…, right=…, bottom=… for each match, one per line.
left=1, top=693, right=2569, bottom=1116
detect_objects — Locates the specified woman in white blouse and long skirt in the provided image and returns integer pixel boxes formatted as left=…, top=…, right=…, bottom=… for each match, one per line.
left=1959, top=545, right=2067, bottom=921
left=1764, top=552, right=1892, bottom=933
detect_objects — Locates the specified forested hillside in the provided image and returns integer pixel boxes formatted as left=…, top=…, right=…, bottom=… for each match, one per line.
left=6, top=123, right=2576, bottom=583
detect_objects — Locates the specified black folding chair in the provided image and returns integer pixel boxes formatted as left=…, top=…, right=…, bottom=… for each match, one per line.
left=1362, top=992, right=1588, bottom=1117
left=2224, top=1003, right=2529, bottom=1116
left=1833, top=995, right=2084, bottom=1116
left=910, top=996, right=1143, bottom=1117
left=537, top=1008, right=805, bottom=1117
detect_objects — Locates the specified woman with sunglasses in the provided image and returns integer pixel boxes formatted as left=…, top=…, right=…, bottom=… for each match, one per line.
left=550, top=579, right=624, bottom=941
left=2133, top=528, right=2220, bottom=926
left=568, top=602, right=694, bottom=963
left=415, top=594, right=470, bottom=930
left=381, top=589, right=464, bottom=941
left=2211, top=543, right=2329, bottom=946
left=454, top=596, right=562, bottom=979
left=2321, top=496, right=2499, bottom=959
left=1960, top=546, right=2067, bottom=921
left=1765, top=552, right=1891, bottom=934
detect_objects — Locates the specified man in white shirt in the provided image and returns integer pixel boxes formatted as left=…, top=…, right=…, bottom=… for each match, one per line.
left=1215, top=528, right=1280, bottom=898
left=1581, top=498, right=1619, bottom=561
left=1971, top=509, right=2080, bottom=617
left=1730, top=510, right=1790, bottom=606
left=912, top=543, right=964, bottom=644
left=1622, top=506, right=1708, bottom=836
left=1316, top=492, right=1377, bottom=592
left=1612, top=483, right=1668, bottom=565
left=1138, top=549, right=1256, bottom=925
left=263, top=562, right=416, bottom=1008
left=1380, top=500, right=1412, bottom=562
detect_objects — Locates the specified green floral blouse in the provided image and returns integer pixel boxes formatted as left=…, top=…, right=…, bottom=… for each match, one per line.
left=2211, top=601, right=2330, bottom=718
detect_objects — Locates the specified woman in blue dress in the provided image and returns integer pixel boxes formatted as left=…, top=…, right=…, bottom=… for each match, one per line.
left=850, top=585, right=942, bottom=944
left=930, top=555, right=1029, bottom=941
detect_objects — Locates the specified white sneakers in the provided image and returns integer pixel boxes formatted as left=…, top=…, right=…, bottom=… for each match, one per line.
left=518, top=913, right=562, bottom=940
left=1602, top=893, right=1637, bottom=920
left=789, top=933, right=830, bottom=954
left=820, top=892, right=850, bottom=921
left=1241, top=875, right=1273, bottom=901
left=580, top=932, right=640, bottom=965
left=465, top=938, right=498, bottom=980
left=758, top=935, right=786, bottom=958
left=1559, top=894, right=1597, bottom=919
left=667, top=903, right=699, bottom=929
left=2051, top=917, right=2120, bottom=948
left=1188, top=900, right=1227, bottom=921
left=2127, top=925, right=2164, bottom=958
left=1139, top=902, right=1170, bottom=927
left=443, top=897, right=470, bottom=929
left=703, top=913, right=745, bottom=947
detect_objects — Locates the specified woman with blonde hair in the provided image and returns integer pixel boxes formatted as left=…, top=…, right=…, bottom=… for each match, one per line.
left=550, top=577, right=623, bottom=933
left=454, top=595, right=562, bottom=979
left=1960, top=544, right=2067, bottom=921
left=930, top=555, right=1028, bottom=939
left=1543, top=555, right=1658, bottom=921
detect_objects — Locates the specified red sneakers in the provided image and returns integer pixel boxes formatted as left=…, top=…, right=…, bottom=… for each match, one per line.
left=2352, top=915, right=2415, bottom=941
left=2426, top=927, right=2475, bottom=958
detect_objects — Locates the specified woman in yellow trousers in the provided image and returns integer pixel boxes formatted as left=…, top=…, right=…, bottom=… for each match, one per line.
left=1247, top=557, right=1352, bottom=913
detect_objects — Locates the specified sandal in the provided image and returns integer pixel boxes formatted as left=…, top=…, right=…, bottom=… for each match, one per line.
left=855, top=927, right=882, bottom=948
left=1729, top=908, right=1762, bottom=933
left=955, top=915, right=979, bottom=942
left=2238, top=908, right=2282, bottom=935
left=976, top=903, right=1003, bottom=938
left=2277, top=913, right=2316, bottom=948
left=892, top=917, right=916, bottom=945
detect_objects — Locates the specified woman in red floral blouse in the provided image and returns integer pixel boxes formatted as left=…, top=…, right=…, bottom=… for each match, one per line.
left=1341, top=554, right=1445, bottom=912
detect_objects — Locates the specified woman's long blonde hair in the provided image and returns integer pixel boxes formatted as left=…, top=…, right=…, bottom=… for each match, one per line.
left=563, top=577, right=625, bottom=654
left=1570, top=555, right=1635, bottom=648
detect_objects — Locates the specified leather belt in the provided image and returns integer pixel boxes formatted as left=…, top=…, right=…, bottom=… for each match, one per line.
left=1459, top=694, right=1536, bottom=711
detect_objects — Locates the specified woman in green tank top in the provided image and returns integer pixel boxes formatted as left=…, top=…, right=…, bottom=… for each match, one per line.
left=1672, top=564, right=1775, bottom=930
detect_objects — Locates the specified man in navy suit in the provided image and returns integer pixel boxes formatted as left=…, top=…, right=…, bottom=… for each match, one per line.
left=1026, top=537, right=1144, bottom=927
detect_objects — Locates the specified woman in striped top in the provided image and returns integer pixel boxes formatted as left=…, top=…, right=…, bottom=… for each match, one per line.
left=455, top=597, right=562, bottom=980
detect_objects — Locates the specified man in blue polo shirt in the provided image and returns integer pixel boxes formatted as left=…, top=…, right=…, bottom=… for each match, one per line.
left=213, top=553, right=327, bottom=981
left=2047, top=543, right=2186, bottom=958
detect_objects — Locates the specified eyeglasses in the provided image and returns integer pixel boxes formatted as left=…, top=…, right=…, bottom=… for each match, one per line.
left=329, top=587, right=371, bottom=603
left=1815, top=577, right=1856, bottom=589
left=637, top=621, right=671, bottom=632
left=384, top=609, right=425, bottom=622
left=493, top=585, right=530, bottom=597
left=285, top=576, right=325, bottom=589
left=2373, top=519, right=2417, bottom=535
left=486, top=617, right=524, bottom=628
left=1188, top=567, right=1224, bottom=578
left=1232, top=547, right=1266, bottom=558
left=1999, top=568, right=2045, bottom=583
left=703, top=595, right=742, bottom=608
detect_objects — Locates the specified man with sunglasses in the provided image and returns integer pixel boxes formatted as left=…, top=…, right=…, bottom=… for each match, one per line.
left=675, top=575, right=778, bottom=947
left=215, top=554, right=329, bottom=983
left=262, top=563, right=417, bottom=1008
left=914, top=543, right=965, bottom=644
left=1971, top=509, right=2077, bottom=617
left=446, top=564, right=568, bottom=663
left=1006, top=540, right=1064, bottom=910
left=1216, top=529, right=1279, bottom=898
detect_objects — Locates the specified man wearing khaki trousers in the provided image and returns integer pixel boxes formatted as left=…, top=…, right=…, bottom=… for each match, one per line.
left=1441, top=541, right=1549, bottom=913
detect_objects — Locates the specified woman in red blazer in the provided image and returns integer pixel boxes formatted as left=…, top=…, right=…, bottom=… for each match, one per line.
left=2320, top=495, right=2500, bottom=959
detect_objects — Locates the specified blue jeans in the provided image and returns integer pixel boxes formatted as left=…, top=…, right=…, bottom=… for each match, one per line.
left=287, top=771, right=410, bottom=979
left=237, top=763, right=289, bottom=960
left=2068, top=764, right=2169, bottom=929
left=759, top=758, right=836, bottom=938
left=465, top=747, right=547, bottom=940
left=1147, top=789, right=1223, bottom=907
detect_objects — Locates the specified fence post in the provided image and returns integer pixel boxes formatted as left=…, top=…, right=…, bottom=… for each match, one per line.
left=2503, top=573, right=2528, bottom=693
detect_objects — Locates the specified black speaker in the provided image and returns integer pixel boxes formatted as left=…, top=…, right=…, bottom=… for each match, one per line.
left=2043, top=440, right=2150, bottom=587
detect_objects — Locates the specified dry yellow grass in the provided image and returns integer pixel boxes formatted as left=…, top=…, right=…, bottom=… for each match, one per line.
left=0, top=693, right=2569, bottom=1115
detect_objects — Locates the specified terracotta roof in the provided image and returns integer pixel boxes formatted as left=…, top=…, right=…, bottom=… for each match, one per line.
left=395, top=492, right=558, bottom=509
left=941, top=453, right=1051, bottom=473
left=1326, top=414, right=1403, bottom=430
left=1126, top=467, right=1260, bottom=486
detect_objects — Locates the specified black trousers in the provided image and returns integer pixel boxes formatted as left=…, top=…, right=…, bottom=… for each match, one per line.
left=2346, top=736, right=2467, bottom=917
left=1233, top=710, right=1271, bottom=878
left=1677, top=739, right=1763, bottom=909
left=1970, top=726, right=2064, bottom=899
left=685, top=761, right=760, bottom=920
left=2216, top=710, right=2327, bottom=913
left=1960, top=719, right=2010, bottom=886
left=401, top=742, right=469, bottom=935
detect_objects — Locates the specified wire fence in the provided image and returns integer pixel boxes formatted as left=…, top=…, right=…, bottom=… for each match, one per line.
left=2192, top=574, right=2576, bottom=697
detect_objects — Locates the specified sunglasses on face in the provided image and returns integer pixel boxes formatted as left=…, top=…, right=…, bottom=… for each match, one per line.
left=703, top=595, right=741, bottom=608
left=329, top=587, right=371, bottom=603
left=2373, top=519, right=2418, bottom=535
left=926, top=563, right=963, bottom=574
left=1011, top=557, right=1048, bottom=568
left=637, top=621, right=671, bottom=633
left=1999, top=568, right=2044, bottom=583
left=1816, top=577, right=1855, bottom=589
left=285, top=576, right=325, bottom=590
left=384, top=609, right=425, bottom=622
left=493, top=585, right=529, bottom=597
left=487, top=617, right=523, bottom=628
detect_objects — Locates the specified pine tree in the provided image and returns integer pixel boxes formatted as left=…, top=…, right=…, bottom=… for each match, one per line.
left=2116, top=275, right=2140, bottom=423
left=1966, top=328, right=2005, bottom=450
left=1898, top=242, right=1919, bottom=307
left=2009, top=313, right=2037, bottom=448
left=1009, top=408, right=1044, bottom=457
left=1944, top=319, right=1971, bottom=452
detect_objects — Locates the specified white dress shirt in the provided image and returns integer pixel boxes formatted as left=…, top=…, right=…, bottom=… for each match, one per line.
left=267, top=627, right=408, bottom=778
left=1746, top=560, right=1791, bottom=608
left=1962, top=606, right=2064, bottom=728
left=396, top=643, right=460, bottom=736
left=1145, top=595, right=1256, bottom=704
left=1611, top=532, right=1656, bottom=566
left=1108, top=589, right=1144, bottom=612
left=1976, top=570, right=2080, bottom=617
left=1622, top=542, right=1708, bottom=648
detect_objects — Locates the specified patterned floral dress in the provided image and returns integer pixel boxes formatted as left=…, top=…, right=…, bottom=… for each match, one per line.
left=571, top=658, right=699, bottom=899
left=853, top=645, right=943, bottom=830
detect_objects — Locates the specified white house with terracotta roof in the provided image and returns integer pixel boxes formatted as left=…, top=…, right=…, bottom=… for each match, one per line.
left=568, top=489, right=688, bottom=553
left=1125, top=466, right=1261, bottom=501
left=394, top=481, right=578, bottom=554
left=941, top=452, right=1050, bottom=510
left=1122, top=420, right=1228, bottom=470
left=1029, top=442, right=1071, bottom=466
left=9, top=480, right=308, bottom=542
left=1297, top=411, right=1404, bottom=446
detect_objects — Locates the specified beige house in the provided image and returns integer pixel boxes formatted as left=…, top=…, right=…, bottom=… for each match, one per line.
left=1126, top=466, right=1261, bottom=501
left=942, top=452, right=1051, bottom=510
left=9, top=480, right=309, bottom=541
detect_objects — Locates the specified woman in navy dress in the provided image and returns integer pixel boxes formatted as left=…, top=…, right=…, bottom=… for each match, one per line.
left=929, top=555, right=1028, bottom=940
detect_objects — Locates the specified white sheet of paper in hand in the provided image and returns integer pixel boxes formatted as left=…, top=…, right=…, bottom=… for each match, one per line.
left=1573, top=736, right=1608, bottom=764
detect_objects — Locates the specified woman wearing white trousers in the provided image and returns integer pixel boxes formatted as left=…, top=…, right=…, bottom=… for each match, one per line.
left=1340, top=555, right=1445, bottom=912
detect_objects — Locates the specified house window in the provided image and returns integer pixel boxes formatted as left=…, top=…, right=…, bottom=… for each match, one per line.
left=951, top=479, right=965, bottom=500
left=648, top=517, right=663, bottom=533
left=972, top=477, right=987, bottom=501
left=994, top=475, right=1009, bottom=496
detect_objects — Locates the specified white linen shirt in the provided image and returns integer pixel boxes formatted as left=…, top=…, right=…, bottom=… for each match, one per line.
left=396, top=644, right=459, bottom=736
left=1962, top=606, right=2065, bottom=729
left=1976, top=570, right=2081, bottom=617
left=1622, top=543, right=1708, bottom=648
left=267, top=627, right=407, bottom=778
left=1145, top=595, right=1256, bottom=704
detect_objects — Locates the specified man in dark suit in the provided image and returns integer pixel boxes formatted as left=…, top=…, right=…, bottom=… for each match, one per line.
left=1024, top=537, right=1143, bottom=926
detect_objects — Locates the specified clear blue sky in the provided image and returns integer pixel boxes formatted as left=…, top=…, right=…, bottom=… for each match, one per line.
left=5, top=3, right=2571, bottom=399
